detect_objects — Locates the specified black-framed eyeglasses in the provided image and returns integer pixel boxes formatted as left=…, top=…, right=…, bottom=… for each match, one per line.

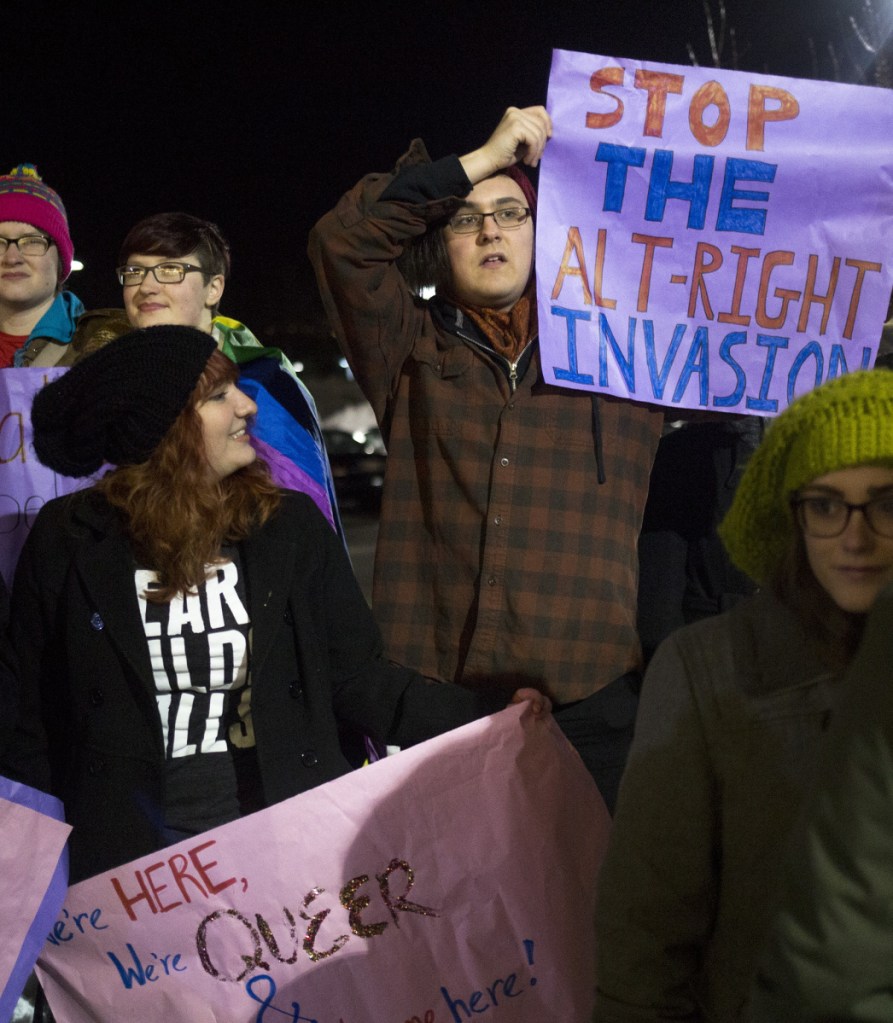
left=116, top=262, right=208, bottom=286
left=792, top=494, right=893, bottom=539
left=0, top=234, right=54, bottom=257
left=447, top=207, right=531, bottom=234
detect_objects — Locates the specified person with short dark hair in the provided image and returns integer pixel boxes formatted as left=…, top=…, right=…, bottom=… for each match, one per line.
left=117, top=211, right=342, bottom=533
left=117, top=211, right=231, bottom=327
left=309, top=106, right=664, bottom=811
left=593, top=369, right=893, bottom=1021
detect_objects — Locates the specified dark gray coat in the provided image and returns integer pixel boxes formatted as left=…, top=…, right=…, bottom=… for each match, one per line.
left=594, top=592, right=842, bottom=1022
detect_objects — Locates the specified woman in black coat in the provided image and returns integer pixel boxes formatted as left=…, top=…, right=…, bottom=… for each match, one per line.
left=1, top=325, right=546, bottom=883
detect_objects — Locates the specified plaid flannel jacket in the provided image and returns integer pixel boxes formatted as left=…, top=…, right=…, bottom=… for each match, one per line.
left=309, top=143, right=663, bottom=704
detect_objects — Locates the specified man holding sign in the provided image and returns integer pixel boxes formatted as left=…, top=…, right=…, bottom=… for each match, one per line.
left=310, top=106, right=664, bottom=810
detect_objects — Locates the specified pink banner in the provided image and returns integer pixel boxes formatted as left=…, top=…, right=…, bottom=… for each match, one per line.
left=538, top=49, right=893, bottom=416
left=37, top=706, right=608, bottom=1022
left=0, top=368, right=94, bottom=587
left=0, top=779, right=71, bottom=1020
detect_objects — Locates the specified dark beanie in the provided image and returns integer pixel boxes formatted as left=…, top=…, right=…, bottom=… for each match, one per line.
left=32, top=325, right=217, bottom=477
left=499, top=164, right=537, bottom=219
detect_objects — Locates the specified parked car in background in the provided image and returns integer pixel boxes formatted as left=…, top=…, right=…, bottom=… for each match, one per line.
left=323, top=427, right=387, bottom=510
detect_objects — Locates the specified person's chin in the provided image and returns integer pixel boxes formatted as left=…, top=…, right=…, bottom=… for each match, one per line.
left=835, top=578, right=890, bottom=614
left=131, top=309, right=174, bottom=328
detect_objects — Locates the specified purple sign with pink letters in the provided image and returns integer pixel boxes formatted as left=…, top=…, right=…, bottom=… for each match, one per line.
left=537, top=49, right=893, bottom=415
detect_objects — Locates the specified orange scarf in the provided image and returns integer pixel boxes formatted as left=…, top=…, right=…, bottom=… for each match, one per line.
left=455, top=285, right=537, bottom=363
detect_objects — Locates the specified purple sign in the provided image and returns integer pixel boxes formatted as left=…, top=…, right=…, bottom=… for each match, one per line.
left=0, top=369, right=95, bottom=587
left=0, top=777, right=70, bottom=1022
left=537, top=49, right=893, bottom=415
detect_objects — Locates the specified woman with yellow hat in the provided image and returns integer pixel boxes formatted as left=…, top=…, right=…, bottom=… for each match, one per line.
left=592, top=369, right=893, bottom=1021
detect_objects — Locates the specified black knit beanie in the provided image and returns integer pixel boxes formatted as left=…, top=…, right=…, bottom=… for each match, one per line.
left=32, top=325, right=218, bottom=477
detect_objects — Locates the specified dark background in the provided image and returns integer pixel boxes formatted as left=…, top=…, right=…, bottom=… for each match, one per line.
left=4, top=0, right=889, bottom=368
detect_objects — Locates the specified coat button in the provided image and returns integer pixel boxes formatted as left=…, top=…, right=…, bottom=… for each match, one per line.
left=301, top=750, right=319, bottom=768
left=288, top=682, right=303, bottom=699
left=89, top=688, right=104, bottom=707
left=90, top=612, right=104, bottom=631
left=88, top=757, right=107, bottom=776
left=283, top=608, right=294, bottom=625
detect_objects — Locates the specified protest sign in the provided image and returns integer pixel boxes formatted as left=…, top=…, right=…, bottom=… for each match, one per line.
left=36, top=705, right=608, bottom=1022
left=0, top=368, right=92, bottom=587
left=537, top=49, right=893, bottom=415
left=0, top=778, right=70, bottom=1021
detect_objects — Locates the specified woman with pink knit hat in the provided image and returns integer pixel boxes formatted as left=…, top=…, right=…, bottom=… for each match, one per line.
left=0, top=164, right=126, bottom=368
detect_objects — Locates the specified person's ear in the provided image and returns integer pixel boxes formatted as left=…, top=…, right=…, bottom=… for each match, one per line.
left=205, top=274, right=225, bottom=308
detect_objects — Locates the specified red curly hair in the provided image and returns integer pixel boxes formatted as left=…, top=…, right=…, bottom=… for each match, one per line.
left=95, top=351, right=281, bottom=602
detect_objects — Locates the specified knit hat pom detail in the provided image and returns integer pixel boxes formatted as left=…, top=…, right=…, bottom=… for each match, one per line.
left=0, top=164, right=73, bottom=280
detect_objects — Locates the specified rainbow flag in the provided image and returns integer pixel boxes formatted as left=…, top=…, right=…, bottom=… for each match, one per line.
left=214, top=317, right=343, bottom=539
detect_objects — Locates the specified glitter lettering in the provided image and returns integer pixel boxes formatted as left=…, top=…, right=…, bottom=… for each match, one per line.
left=195, top=856, right=440, bottom=981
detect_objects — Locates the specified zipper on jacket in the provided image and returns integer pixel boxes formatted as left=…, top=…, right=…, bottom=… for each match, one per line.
left=452, top=326, right=533, bottom=395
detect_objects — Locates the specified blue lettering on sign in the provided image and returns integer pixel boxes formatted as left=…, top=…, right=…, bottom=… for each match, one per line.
left=245, top=974, right=319, bottom=1022
left=745, top=334, right=790, bottom=412
left=46, top=907, right=109, bottom=946
left=645, top=150, right=714, bottom=230
left=716, top=159, right=777, bottom=234
left=713, top=331, right=748, bottom=407
left=547, top=309, right=874, bottom=413
left=671, top=326, right=710, bottom=406
left=593, top=143, right=776, bottom=235
left=551, top=306, right=594, bottom=385
left=594, top=142, right=646, bottom=212
left=643, top=320, right=687, bottom=399
left=440, top=938, right=536, bottom=1021
left=440, top=975, right=523, bottom=1021
left=786, top=340, right=824, bottom=402
left=598, top=313, right=636, bottom=391
left=106, top=943, right=186, bottom=989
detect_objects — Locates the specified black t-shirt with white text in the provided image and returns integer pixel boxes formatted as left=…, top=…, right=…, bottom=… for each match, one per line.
left=135, top=546, right=264, bottom=833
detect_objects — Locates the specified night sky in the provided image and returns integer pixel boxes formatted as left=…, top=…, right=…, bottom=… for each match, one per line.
left=4, top=0, right=886, bottom=356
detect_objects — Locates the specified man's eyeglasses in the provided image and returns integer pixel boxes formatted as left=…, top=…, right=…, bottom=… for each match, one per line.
left=116, top=262, right=208, bottom=286
left=792, top=494, right=893, bottom=539
left=0, top=234, right=54, bottom=257
left=447, top=207, right=531, bottom=234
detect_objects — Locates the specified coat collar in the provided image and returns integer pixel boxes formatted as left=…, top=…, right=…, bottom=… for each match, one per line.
left=66, top=489, right=300, bottom=683
left=733, top=592, right=837, bottom=698
left=68, top=492, right=157, bottom=698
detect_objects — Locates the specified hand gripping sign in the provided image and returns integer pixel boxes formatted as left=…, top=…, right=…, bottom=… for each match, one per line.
left=538, top=48, right=893, bottom=416
left=36, top=705, right=609, bottom=1022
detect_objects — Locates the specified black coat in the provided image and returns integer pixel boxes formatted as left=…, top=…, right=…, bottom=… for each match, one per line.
left=1, top=489, right=500, bottom=882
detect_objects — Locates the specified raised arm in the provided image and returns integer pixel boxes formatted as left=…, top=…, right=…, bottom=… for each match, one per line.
left=459, top=105, right=553, bottom=184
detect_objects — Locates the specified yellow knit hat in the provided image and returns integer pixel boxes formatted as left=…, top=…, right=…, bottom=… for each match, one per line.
left=719, top=370, right=893, bottom=585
